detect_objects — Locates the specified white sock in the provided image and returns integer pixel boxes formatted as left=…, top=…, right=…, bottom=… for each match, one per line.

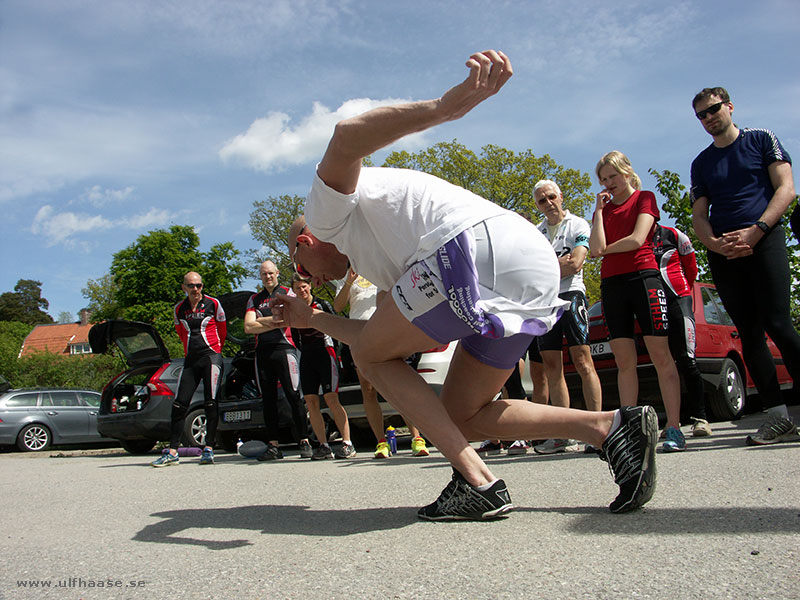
left=608, top=409, right=623, bottom=434
left=767, top=405, right=789, bottom=419
left=475, top=479, right=498, bottom=491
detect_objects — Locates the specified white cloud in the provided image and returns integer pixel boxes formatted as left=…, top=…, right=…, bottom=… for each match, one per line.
left=31, top=205, right=177, bottom=247
left=80, top=185, right=135, bottom=207
left=219, top=97, right=430, bottom=171
left=31, top=205, right=114, bottom=246
left=121, top=208, right=176, bottom=230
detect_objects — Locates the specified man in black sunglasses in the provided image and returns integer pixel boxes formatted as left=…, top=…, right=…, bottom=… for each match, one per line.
left=271, top=50, right=660, bottom=521
left=152, top=271, right=226, bottom=467
left=690, top=87, right=800, bottom=446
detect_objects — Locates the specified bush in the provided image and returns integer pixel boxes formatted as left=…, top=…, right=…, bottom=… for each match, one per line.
left=14, top=351, right=126, bottom=391
left=0, top=321, right=34, bottom=383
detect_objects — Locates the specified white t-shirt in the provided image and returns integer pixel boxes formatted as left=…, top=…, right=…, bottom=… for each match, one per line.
left=334, top=276, right=378, bottom=320
left=537, top=211, right=591, bottom=294
left=306, top=167, right=508, bottom=291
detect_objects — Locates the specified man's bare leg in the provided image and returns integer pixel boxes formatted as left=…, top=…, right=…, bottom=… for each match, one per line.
left=352, top=299, right=615, bottom=487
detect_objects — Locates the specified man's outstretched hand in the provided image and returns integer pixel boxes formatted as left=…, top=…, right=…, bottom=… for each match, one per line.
left=439, top=50, right=513, bottom=122
left=269, top=293, right=315, bottom=329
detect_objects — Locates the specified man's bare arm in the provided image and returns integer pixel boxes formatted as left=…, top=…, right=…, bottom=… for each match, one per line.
left=559, top=246, right=588, bottom=278
left=317, top=50, right=513, bottom=195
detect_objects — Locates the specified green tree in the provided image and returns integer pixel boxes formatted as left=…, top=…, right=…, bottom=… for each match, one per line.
left=85, top=225, right=249, bottom=351
left=247, top=194, right=305, bottom=287
left=0, top=279, right=54, bottom=325
left=82, top=274, right=123, bottom=321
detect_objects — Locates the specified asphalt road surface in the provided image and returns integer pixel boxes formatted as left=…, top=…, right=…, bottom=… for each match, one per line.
left=1, top=407, right=798, bottom=600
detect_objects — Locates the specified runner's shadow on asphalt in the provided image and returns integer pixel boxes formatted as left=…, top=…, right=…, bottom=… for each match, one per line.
left=133, top=504, right=414, bottom=550
left=517, top=506, right=800, bottom=535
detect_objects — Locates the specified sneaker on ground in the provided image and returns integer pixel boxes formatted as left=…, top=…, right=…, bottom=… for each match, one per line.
left=298, top=440, right=313, bottom=459
left=662, top=426, right=687, bottom=452
left=374, top=441, right=390, bottom=459
left=312, top=444, right=333, bottom=460
left=417, top=469, right=514, bottom=521
left=691, top=418, right=712, bottom=437
left=152, top=452, right=179, bottom=467
left=199, top=448, right=214, bottom=465
left=257, top=443, right=284, bottom=461
left=534, top=438, right=579, bottom=454
left=476, top=440, right=503, bottom=455
left=506, top=440, right=530, bottom=455
left=599, top=405, right=658, bottom=513
left=411, top=436, right=430, bottom=457
left=746, top=413, right=798, bottom=446
left=334, top=442, right=357, bottom=459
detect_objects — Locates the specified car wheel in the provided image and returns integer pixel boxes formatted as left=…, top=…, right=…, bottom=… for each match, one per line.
left=17, top=423, right=52, bottom=452
left=183, top=409, right=206, bottom=447
left=120, top=439, right=157, bottom=455
left=709, top=358, right=745, bottom=421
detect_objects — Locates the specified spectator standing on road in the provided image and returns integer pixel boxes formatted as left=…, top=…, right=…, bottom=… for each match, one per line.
left=334, top=268, right=430, bottom=458
left=244, top=261, right=311, bottom=461
left=532, top=179, right=602, bottom=455
left=274, top=50, right=659, bottom=520
left=152, top=271, right=226, bottom=467
left=291, top=275, right=356, bottom=460
left=651, top=224, right=711, bottom=437
left=589, top=151, right=685, bottom=452
left=690, top=87, right=800, bottom=445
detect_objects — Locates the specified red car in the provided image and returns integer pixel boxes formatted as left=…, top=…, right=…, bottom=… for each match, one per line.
left=563, top=281, right=792, bottom=420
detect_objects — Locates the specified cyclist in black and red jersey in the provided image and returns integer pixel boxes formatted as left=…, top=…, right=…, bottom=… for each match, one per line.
left=291, top=274, right=355, bottom=460
left=244, top=260, right=311, bottom=460
left=152, top=271, right=226, bottom=467
left=652, top=224, right=711, bottom=437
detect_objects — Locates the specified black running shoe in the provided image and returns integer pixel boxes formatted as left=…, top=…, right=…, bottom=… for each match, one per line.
left=417, top=469, right=513, bottom=521
left=257, top=443, right=284, bottom=461
left=599, top=405, right=658, bottom=513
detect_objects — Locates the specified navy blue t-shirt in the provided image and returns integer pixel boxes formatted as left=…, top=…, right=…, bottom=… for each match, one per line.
left=690, top=128, right=791, bottom=236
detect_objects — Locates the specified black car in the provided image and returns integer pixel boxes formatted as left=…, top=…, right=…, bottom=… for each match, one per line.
left=90, top=291, right=445, bottom=454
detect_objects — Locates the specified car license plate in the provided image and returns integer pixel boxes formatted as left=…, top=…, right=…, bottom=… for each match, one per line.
left=223, top=410, right=251, bottom=423
left=590, top=342, right=610, bottom=356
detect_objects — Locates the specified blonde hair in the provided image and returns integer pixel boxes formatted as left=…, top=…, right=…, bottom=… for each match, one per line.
left=595, top=151, right=642, bottom=191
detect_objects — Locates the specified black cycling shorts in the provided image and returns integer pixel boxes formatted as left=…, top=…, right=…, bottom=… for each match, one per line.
left=537, top=291, right=590, bottom=352
left=300, top=346, right=339, bottom=395
left=601, top=270, right=668, bottom=339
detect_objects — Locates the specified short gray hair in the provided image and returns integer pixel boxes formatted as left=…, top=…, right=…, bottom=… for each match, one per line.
left=533, top=179, right=561, bottom=197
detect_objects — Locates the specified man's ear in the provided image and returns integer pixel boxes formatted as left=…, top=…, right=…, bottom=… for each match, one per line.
left=296, top=232, right=314, bottom=247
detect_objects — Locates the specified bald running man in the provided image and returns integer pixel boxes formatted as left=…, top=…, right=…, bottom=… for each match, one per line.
left=272, top=50, right=658, bottom=520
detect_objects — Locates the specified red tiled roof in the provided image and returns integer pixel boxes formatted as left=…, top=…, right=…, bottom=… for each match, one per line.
left=19, top=322, right=94, bottom=357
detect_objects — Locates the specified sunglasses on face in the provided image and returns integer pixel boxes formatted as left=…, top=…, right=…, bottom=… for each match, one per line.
left=185, top=283, right=203, bottom=289
left=536, top=193, right=559, bottom=205
left=695, top=101, right=725, bottom=120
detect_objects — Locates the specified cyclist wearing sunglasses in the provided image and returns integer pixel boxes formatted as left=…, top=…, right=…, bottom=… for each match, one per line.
left=152, top=271, right=226, bottom=467
left=271, top=51, right=660, bottom=521
left=691, top=87, right=800, bottom=446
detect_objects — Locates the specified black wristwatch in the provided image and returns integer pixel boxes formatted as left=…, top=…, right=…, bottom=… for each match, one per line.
left=754, top=220, right=771, bottom=234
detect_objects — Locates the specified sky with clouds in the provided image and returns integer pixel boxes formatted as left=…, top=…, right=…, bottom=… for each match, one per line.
left=1, top=0, right=798, bottom=319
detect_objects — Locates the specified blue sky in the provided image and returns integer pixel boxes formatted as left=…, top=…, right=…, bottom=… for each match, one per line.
left=1, top=0, right=798, bottom=319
